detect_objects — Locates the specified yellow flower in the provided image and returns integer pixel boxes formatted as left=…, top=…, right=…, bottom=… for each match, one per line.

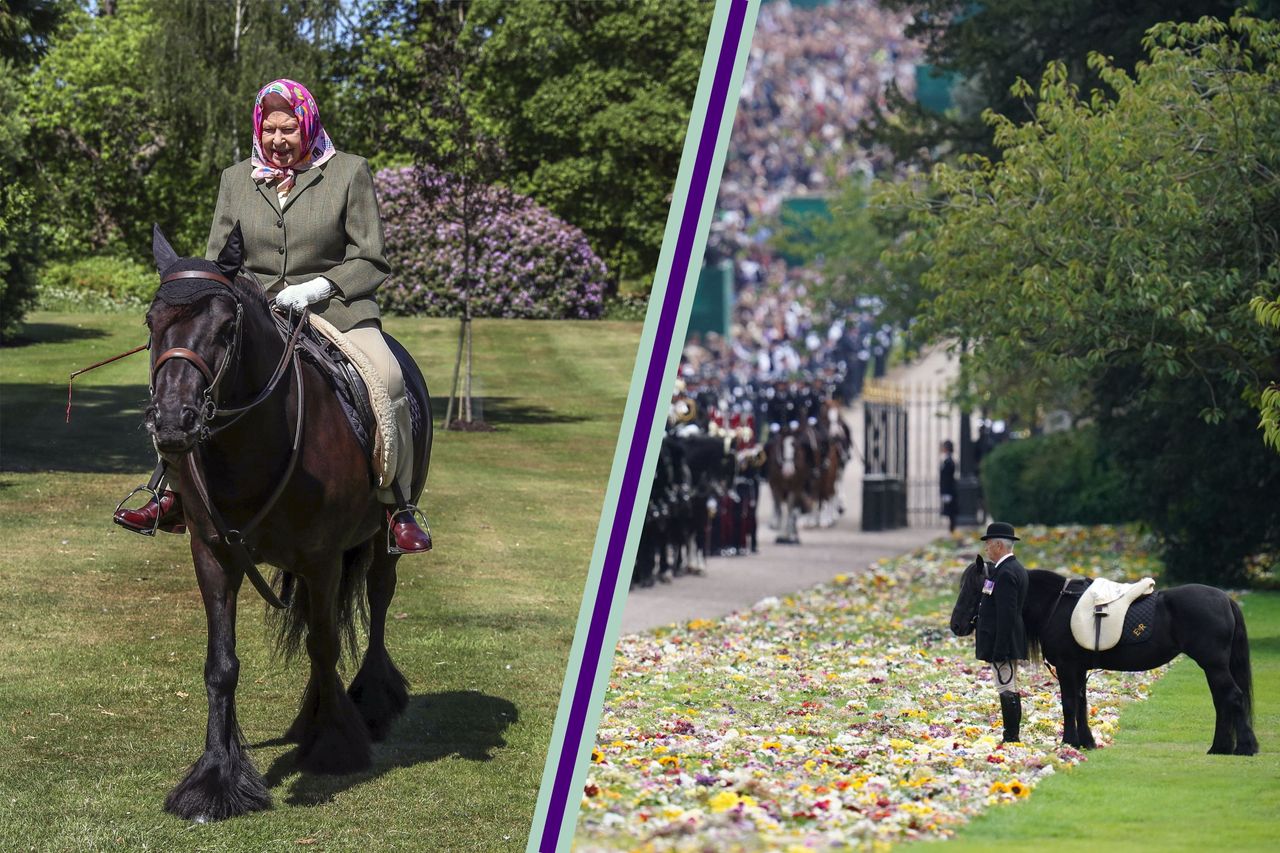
left=708, top=790, right=742, bottom=813
left=989, top=781, right=1010, bottom=795
left=1008, top=779, right=1030, bottom=798
left=590, top=748, right=604, bottom=763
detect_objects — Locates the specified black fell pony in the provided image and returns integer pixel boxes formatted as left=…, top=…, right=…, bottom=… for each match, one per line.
left=146, top=225, right=432, bottom=820
left=950, top=558, right=1257, bottom=755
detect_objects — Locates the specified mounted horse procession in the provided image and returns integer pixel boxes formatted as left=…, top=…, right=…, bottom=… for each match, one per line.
left=630, top=359, right=854, bottom=590
left=64, top=81, right=434, bottom=821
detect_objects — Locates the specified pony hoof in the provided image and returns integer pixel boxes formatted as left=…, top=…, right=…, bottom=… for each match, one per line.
left=294, top=708, right=373, bottom=775
left=349, top=654, right=410, bottom=742
left=165, top=748, right=271, bottom=821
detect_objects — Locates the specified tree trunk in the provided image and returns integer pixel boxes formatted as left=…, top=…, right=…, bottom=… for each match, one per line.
left=445, top=316, right=465, bottom=427
left=463, top=315, right=474, bottom=422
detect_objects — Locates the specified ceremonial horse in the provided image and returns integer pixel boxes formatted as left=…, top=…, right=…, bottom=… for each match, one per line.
left=950, top=559, right=1257, bottom=755
left=146, top=225, right=432, bottom=820
left=811, top=399, right=851, bottom=528
left=765, top=424, right=814, bottom=544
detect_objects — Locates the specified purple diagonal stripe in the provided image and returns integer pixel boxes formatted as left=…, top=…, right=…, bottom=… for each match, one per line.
left=536, top=3, right=748, bottom=851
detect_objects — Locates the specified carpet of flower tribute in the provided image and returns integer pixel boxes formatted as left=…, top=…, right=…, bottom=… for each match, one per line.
left=575, top=526, right=1169, bottom=851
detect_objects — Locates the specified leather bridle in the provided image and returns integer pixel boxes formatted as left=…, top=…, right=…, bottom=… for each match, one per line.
left=150, top=268, right=310, bottom=609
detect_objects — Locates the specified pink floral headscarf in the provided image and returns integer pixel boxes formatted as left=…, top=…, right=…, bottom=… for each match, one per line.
left=250, top=78, right=336, bottom=192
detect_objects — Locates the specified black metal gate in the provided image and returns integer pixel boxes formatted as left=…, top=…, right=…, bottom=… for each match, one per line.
left=861, top=383, right=907, bottom=530
left=862, top=380, right=967, bottom=530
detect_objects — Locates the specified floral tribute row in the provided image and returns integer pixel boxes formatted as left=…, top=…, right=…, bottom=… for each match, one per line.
left=576, top=526, right=1168, bottom=851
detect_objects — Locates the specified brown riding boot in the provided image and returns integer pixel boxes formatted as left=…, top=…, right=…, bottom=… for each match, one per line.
left=389, top=509, right=432, bottom=554
left=114, top=489, right=186, bottom=535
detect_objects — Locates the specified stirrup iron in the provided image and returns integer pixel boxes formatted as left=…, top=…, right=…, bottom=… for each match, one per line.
left=114, top=484, right=163, bottom=537
left=387, top=503, right=432, bottom=555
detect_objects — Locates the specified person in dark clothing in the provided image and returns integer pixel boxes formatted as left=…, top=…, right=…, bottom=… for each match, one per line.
left=939, top=440, right=957, bottom=532
left=974, top=521, right=1029, bottom=743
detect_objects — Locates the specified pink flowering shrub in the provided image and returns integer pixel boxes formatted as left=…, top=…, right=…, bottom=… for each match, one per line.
left=375, top=166, right=607, bottom=319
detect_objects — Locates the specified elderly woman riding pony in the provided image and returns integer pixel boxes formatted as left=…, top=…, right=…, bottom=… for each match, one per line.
left=115, top=78, right=430, bottom=553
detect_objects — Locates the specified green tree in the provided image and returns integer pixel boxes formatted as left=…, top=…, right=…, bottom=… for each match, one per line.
left=469, top=0, right=713, bottom=291
left=873, top=0, right=1269, bottom=164
left=0, top=58, right=40, bottom=340
left=23, top=0, right=341, bottom=261
left=768, top=178, right=927, bottom=329
left=1253, top=296, right=1280, bottom=451
left=0, top=0, right=66, bottom=339
left=881, top=14, right=1280, bottom=582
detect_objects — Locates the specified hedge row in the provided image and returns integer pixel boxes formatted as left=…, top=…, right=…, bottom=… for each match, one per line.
left=979, top=426, right=1136, bottom=527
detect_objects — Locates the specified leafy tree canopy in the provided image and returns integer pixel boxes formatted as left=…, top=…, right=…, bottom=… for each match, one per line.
left=22, top=0, right=339, bottom=259
left=873, top=0, right=1275, bottom=163
left=0, top=0, right=65, bottom=65
left=468, top=0, right=713, bottom=290
left=881, top=13, right=1280, bottom=582
left=883, top=13, right=1280, bottom=421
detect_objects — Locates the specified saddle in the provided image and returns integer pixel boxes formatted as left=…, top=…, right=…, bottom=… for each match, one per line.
left=271, top=311, right=397, bottom=488
left=1069, top=577, right=1157, bottom=652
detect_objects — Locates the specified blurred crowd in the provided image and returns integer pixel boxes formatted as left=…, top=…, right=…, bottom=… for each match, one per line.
left=681, top=266, right=894, bottom=403
left=711, top=0, right=921, bottom=258
left=691, top=1, right=921, bottom=390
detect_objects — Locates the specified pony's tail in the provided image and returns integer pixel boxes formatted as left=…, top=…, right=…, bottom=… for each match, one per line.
left=1026, top=633, right=1043, bottom=667
left=1229, top=597, right=1254, bottom=726
left=265, top=542, right=372, bottom=670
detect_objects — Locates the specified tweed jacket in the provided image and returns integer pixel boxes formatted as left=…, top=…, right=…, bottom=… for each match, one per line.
left=974, top=554, right=1029, bottom=662
left=205, top=151, right=389, bottom=332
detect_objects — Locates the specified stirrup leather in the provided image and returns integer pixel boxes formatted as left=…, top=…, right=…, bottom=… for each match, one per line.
left=387, top=504, right=432, bottom=555
left=114, top=484, right=163, bottom=536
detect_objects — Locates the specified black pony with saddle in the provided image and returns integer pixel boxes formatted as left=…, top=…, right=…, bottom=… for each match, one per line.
left=950, top=559, right=1257, bottom=755
left=146, top=224, right=432, bottom=820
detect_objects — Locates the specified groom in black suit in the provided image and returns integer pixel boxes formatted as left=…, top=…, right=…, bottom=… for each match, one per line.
left=975, top=522, right=1029, bottom=743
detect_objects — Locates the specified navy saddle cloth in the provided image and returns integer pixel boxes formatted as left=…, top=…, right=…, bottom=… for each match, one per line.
left=272, top=312, right=375, bottom=459
left=1119, top=591, right=1159, bottom=647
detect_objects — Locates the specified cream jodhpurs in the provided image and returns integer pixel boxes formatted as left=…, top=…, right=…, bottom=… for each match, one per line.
left=345, top=320, right=414, bottom=506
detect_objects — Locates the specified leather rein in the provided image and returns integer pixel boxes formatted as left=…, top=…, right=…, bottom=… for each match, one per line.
left=151, top=269, right=309, bottom=609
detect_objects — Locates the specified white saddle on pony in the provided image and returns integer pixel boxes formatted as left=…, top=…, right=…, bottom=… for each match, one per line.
left=1070, top=577, right=1157, bottom=652
left=307, top=313, right=399, bottom=489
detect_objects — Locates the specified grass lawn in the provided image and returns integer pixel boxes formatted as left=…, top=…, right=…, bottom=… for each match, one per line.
left=943, top=591, right=1280, bottom=852
left=0, top=311, right=639, bottom=851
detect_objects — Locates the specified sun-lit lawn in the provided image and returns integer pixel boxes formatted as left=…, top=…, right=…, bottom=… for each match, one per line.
left=0, top=311, right=639, bottom=851
left=945, top=592, right=1280, bottom=852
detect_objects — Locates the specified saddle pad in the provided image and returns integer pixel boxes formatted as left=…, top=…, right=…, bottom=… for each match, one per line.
left=1119, top=592, right=1158, bottom=647
left=307, top=313, right=398, bottom=489
left=1070, top=577, right=1157, bottom=651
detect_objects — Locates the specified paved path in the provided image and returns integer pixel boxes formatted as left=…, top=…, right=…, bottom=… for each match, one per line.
left=619, top=520, right=943, bottom=634
left=620, top=344, right=969, bottom=635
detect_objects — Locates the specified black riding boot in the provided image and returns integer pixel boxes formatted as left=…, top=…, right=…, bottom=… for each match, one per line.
left=999, top=690, right=1022, bottom=744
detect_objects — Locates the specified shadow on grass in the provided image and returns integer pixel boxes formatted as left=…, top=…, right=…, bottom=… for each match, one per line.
left=1246, top=634, right=1280, bottom=653
left=4, top=321, right=112, bottom=348
left=430, top=396, right=586, bottom=427
left=1, top=383, right=153, bottom=473
left=257, top=690, right=519, bottom=807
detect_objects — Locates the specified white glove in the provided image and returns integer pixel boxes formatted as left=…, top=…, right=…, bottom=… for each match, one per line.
left=275, top=277, right=334, bottom=312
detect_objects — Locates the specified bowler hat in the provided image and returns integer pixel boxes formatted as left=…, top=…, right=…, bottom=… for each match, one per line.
left=980, top=521, right=1020, bottom=541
